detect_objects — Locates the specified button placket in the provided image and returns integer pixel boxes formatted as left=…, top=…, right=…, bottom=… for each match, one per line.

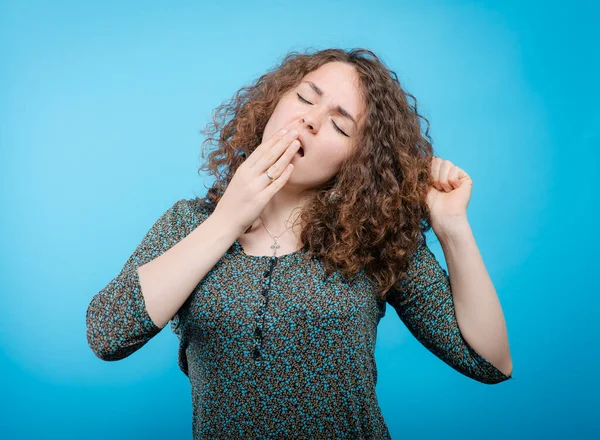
left=252, top=257, right=278, bottom=360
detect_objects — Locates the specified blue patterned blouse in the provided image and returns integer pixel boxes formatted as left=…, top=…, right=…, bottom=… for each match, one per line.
left=86, top=197, right=511, bottom=439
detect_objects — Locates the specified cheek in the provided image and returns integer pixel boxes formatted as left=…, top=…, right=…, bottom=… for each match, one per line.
left=318, top=142, right=350, bottom=163
left=308, top=145, right=348, bottom=174
left=264, top=98, right=294, bottom=134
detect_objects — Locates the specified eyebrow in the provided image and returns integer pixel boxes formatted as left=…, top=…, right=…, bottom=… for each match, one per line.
left=301, top=81, right=357, bottom=127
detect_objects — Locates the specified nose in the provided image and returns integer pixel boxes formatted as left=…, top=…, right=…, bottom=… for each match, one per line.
left=297, top=115, right=317, bottom=132
left=287, top=116, right=309, bottom=132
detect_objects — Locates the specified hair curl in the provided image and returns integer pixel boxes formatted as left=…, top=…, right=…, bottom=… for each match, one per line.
left=195, top=47, right=437, bottom=301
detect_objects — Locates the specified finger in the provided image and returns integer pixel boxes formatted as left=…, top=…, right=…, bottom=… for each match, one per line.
left=250, top=115, right=303, bottom=169
left=265, top=139, right=301, bottom=181
left=265, top=163, right=295, bottom=196
left=256, top=128, right=299, bottom=173
left=246, top=116, right=303, bottom=166
left=448, top=165, right=461, bottom=189
left=245, top=128, right=290, bottom=167
left=439, top=160, right=454, bottom=192
left=430, top=156, right=443, bottom=191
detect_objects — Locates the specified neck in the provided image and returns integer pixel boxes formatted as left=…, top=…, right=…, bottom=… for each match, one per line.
left=251, top=188, right=313, bottom=244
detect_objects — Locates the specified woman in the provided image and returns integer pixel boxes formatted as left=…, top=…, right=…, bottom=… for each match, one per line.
left=86, top=47, right=513, bottom=439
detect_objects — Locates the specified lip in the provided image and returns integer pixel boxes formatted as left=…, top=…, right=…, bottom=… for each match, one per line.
left=296, top=134, right=306, bottom=156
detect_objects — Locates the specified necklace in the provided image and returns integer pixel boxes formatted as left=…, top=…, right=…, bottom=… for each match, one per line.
left=259, top=214, right=300, bottom=257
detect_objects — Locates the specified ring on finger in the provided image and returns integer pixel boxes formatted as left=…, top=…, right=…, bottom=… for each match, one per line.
left=266, top=169, right=275, bottom=181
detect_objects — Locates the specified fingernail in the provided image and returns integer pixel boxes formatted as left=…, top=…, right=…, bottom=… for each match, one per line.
left=279, top=129, right=288, bottom=135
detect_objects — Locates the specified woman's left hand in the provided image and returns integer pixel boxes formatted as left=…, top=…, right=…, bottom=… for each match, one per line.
left=426, top=156, right=473, bottom=233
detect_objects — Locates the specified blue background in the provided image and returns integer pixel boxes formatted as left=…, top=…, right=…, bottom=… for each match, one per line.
left=1, top=0, right=598, bottom=438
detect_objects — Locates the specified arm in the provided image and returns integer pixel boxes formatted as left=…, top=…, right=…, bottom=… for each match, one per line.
left=386, top=234, right=513, bottom=384
left=436, top=219, right=512, bottom=377
left=85, top=198, right=237, bottom=361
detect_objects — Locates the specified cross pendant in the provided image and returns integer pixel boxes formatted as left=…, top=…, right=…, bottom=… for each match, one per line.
left=271, top=242, right=280, bottom=256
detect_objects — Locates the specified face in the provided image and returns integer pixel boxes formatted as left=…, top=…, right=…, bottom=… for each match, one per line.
left=262, top=61, right=365, bottom=191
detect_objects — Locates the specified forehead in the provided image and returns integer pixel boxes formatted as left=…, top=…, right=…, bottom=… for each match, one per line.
left=300, top=62, right=364, bottom=121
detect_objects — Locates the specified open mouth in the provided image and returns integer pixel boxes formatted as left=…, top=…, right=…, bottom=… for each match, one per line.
left=298, top=146, right=304, bottom=157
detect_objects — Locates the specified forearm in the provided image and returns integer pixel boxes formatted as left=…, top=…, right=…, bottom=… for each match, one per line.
left=138, top=211, right=238, bottom=329
left=435, top=219, right=513, bottom=377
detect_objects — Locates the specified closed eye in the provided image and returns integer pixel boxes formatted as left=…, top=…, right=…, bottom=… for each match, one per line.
left=297, top=93, right=349, bottom=137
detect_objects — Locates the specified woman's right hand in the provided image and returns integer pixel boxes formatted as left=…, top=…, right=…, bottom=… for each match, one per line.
left=213, top=119, right=303, bottom=236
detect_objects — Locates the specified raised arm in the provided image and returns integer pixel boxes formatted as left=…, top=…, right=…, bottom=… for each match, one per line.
left=386, top=236, right=512, bottom=384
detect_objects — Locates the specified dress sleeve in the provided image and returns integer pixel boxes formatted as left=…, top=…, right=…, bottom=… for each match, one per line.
left=86, top=198, right=199, bottom=361
left=386, top=235, right=512, bottom=384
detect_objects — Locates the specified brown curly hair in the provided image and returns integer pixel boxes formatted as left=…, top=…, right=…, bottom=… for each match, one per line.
left=195, top=47, right=437, bottom=301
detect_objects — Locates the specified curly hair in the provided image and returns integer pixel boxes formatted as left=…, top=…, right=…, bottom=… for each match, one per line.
left=195, top=47, right=437, bottom=301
